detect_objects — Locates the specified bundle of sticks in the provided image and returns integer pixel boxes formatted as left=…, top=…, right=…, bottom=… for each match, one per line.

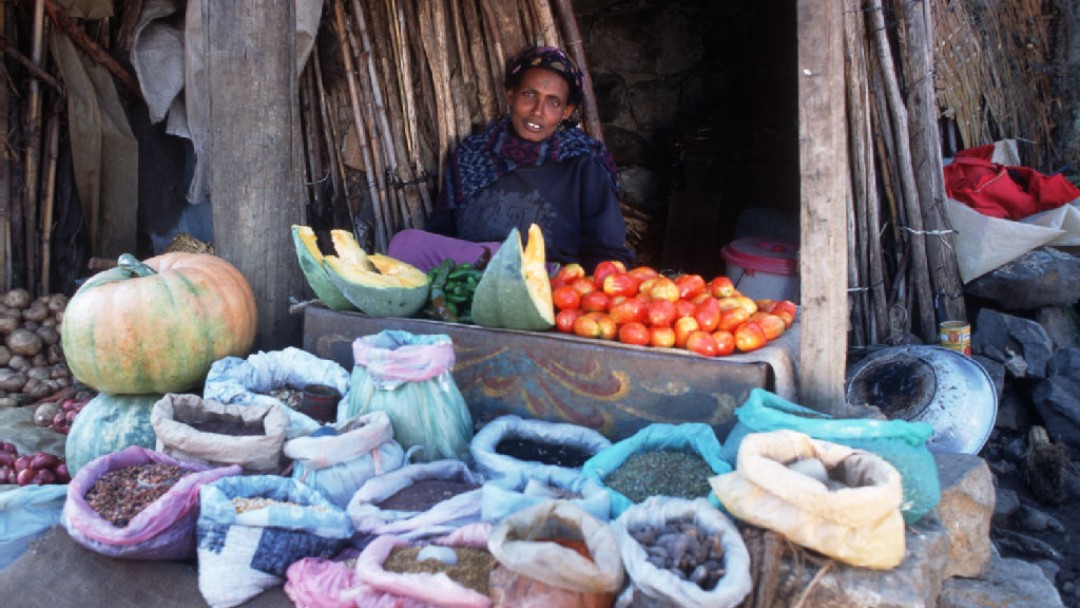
left=299, top=0, right=602, bottom=254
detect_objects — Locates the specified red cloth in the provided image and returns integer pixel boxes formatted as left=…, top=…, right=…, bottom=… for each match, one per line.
left=943, top=145, right=1080, bottom=220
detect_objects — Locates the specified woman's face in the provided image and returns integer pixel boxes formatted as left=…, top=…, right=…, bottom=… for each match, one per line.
left=506, top=67, right=576, bottom=142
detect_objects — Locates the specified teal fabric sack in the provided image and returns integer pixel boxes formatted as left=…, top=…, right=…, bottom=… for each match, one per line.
left=0, top=484, right=67, bottom=569
left=346, top=330, right=472, bottom=462
left=581, top=422, right=731, bottom=518
left=721, top=388, right=940, bottom=524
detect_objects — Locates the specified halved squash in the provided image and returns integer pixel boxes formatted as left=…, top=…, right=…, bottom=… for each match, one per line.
left=471, top=224, right=554, bottom=331
left=323, top=230, right=430, bottom=318
left=292, top=225, right=355, bottom=311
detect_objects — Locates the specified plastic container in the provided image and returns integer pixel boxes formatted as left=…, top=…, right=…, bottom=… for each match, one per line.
left=720, top=237, right=799, bottom=301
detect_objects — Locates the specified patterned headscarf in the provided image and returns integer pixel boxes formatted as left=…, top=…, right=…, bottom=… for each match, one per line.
left=504, top=46, right=584, bottom=106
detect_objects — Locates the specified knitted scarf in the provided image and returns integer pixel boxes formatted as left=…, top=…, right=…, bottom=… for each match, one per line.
left=439, top=118, right=619, bottom=211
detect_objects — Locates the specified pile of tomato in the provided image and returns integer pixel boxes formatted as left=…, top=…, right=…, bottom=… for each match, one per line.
left=549, top=261, right=797, bottom=357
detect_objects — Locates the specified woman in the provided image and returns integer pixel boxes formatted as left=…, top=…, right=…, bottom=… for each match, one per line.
left=388, top=46, right=633, bottom=274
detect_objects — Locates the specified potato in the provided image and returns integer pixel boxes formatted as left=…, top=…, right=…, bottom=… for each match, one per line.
left=0, top=313, right=19, bottom=335
left=22, top=378, right=56, bottom=400
left=7, top=354, right=29, bottom=372
left=27, top=366, right=50, bottom=381
left=21, top=301, right=50, bottom=323
left=31, top=353, right=47, bottom=368
left=0, top=369, right=26, bottom=392
left=46, top=343, right=64, bottom=365
left=34, top=325, right=60, bottom=346
left=2, top=288, right=31, bottom=310
left=46, top=293, right=68, bottom=313
left=50, top=363, right=70, bottom=380
left=6, top=328, right=43, bottom=357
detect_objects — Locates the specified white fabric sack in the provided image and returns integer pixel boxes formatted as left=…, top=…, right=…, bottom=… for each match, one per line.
left=612, top=496, right=752, bottom=608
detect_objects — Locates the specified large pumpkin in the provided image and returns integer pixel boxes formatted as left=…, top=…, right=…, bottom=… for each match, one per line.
left=65, top=392, right=160, bottom=476
left=60, top=252, right=258, bottom=394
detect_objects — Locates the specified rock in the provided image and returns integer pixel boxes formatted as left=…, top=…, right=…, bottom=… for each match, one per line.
left=973, top=355, right=1006, bottom=401
left=937, top=550, right=1065, bottom=608
left=994, top=385, right=1037, bottom=433
left=1035, top=307, right=1080, bottom=349
left=1031, top=375, right=1080, bottom=454
left=618, top=166, right=663, bottom=215
left=934, top=453, right=994, bottom=578
left=768, top=518, right=950, bottom=608
left=993, top=487, right=1020, bottom=526
left=964, top=247, right=1080, bottom=310
left=972, top=309, right=1054, bottom=378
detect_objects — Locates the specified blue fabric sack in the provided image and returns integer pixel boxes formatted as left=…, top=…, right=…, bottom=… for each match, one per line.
left=581, top=422, right=731, bottom=518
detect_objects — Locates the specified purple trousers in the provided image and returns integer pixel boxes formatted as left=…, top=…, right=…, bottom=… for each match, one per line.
left=387, top=229, right=502, bottom=273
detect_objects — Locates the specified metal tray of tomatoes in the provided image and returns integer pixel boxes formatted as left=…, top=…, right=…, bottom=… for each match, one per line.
left=302, top=304, right=798, bottom=441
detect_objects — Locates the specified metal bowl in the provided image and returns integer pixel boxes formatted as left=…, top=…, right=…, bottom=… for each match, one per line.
left=845, top=345, right=997, bottom=454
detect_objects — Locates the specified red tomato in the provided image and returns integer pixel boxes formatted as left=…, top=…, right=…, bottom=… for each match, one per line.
left=556, top=309, right=581, bottom=333
left=618, top=322, right=651, bottom=346
left=580, top=290, right=612, bottom=313
left=552, top=285, right=582, bottom=311
left=685, top=331, right=720, bottom=357
left=649, top=325, right=676, bottom=348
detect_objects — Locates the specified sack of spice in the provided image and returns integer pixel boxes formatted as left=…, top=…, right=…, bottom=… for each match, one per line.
left=196, top=474, right=353, bottom=608
left=486, top=500, right=624, bottom=608
left=347, top=459, right=483, bottom=541
left=710, top=429, right=906, bottom=570
left=61, top=445, right=242, bottom=561
left=284, top=410, right=406, bottom=508
left=283, top=549, right=361, bottom=608
left=204, top=346, right=351, bottom=438
left=611, top=496, right=752, bottom=608
left=581, top=423, right=731, bottom=518
left=340, top=534, right=494, bottom=607
left=151, top=393, right=291, bottom=474
left=470, top=415, right=612, bottom=479
left=345, top=330, right=473, bottom=462
left=482, top=467, right=610, bottom=523
left=720, top=388, right=940, bottom=523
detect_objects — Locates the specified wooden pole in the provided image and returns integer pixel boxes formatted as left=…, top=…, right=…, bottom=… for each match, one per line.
left=39, top=110, right=58, bottom=294
left=22, top=0, right=45, bottom=296
left=553, top=0, right=603, bottom=142
left=868, top=0, right=936, bottom=342
left=333, top=0, right=388, bottom=252
left=204, top=0, right=306, bottom=350
left=894, top=0, right=966, bottom=325
left=796, top=0, right=849, bottom=410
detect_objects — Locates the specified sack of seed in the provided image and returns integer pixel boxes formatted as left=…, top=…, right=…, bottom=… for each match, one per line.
left=486, top=500, right=624, bottom=608
left=152, top=393, right=290, bottom=474
left=581, top=422, right=731, bottom=518
left=204, top=346, right=351, bottom=438
left=196, top=474, right=353, bottom=608
left=711, top=429, right=906, bottom=570
left=470, top=415, right=612, bottom=479
left=284, top=410, right=406, bottom=509
left=341, top=533, right=493, bottom=607
left=481, top=467, right=611, bottom=523
left=62, top=445, right=241, bottom=561
left=611, top=496, right=752, bottom=608
left=346, top=459, right=483, bottom=541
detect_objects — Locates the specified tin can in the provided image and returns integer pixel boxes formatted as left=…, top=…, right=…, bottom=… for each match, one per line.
left=939, top=321, right=971, bottom=356
left=301, top=383, right=341, bottom=424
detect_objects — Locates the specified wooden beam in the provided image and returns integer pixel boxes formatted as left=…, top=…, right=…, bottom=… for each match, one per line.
left=796, top=0, right=850, bottom=410
left=204, top=0, right=307, bottom=350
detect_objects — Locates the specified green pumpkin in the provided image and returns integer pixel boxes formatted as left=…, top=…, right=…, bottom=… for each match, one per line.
left=65, top=393, right=161, bottom=476
left=321, top=229, right=430, bottom=318
left=291, top=225, right=355, bottom=311
left=470, top=224, right=555, bottom=331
